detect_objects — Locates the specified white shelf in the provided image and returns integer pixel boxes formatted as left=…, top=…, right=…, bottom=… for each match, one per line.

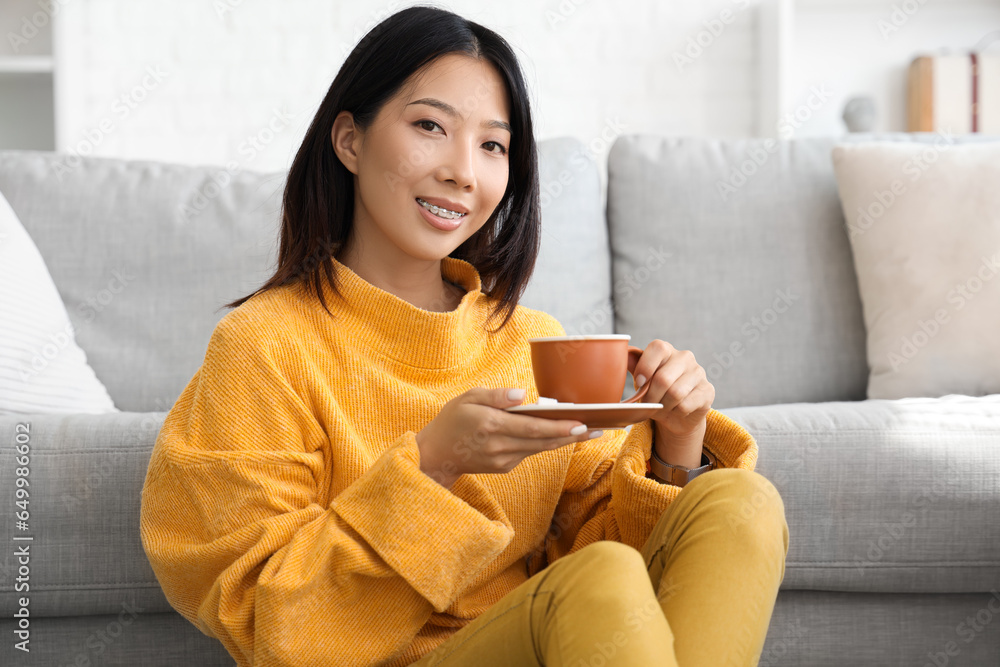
left=0, top=56, right=54, bottom=74
left=0, top=1, right=56, bottom=151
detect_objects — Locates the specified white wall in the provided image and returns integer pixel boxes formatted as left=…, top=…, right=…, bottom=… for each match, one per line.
left=51, top=0, right=760, bottom=179
left=33, top=0, right=1000, bottom=176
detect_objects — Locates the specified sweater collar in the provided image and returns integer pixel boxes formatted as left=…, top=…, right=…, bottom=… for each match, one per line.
left=321, top=255, right=492, bottom=370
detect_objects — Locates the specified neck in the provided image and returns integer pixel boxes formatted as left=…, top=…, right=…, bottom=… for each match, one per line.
left=316, top=254, right=487, bottom=370
left=336, top=243, right=463, bottom=313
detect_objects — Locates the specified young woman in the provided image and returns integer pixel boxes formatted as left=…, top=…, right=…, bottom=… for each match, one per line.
left=140, top=6, right=789, bottom=666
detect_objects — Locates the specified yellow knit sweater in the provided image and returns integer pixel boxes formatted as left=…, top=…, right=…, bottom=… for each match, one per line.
left=139, top=255, right=757, bottom=667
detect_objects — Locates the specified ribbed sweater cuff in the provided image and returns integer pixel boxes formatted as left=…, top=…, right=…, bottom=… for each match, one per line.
left=330, top=430, right=515, bottom=613
left=612, top=410, right=758, bottom=550
left=703, top=409, right=758, bottom=470
left=612, top=419, right=682, bottom=550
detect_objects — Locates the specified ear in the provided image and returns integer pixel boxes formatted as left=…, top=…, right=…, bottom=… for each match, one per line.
left=331, top=110, right=361, bottom=175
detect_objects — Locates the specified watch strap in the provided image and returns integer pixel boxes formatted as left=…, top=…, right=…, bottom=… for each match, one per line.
left=647, top=447, right=716, bottom=487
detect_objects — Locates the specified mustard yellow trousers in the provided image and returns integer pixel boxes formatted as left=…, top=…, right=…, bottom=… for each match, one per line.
left=412, top=467, right=789, bottom=666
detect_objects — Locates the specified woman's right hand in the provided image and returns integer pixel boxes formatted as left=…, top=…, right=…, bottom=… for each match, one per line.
left=415, top=387, right=603, bottom=489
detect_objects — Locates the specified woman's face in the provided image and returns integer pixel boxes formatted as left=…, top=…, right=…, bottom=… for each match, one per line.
left=333, top=53, right=512, bottom=263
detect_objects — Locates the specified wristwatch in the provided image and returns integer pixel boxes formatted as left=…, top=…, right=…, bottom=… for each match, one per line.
left=647, top=446, right=716, bottom=487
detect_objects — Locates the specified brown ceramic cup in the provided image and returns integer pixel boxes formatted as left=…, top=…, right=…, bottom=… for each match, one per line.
left=527, top=335, right=651, bottom=404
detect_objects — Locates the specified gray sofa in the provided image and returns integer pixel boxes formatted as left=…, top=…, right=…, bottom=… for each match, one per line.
left=1, top=132, right=998, bottom=666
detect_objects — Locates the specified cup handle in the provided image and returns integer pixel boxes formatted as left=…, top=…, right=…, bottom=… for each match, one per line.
left=621, top=346, right=650, bottom=404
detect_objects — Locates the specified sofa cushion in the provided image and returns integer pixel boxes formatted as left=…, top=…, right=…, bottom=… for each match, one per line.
left=722, top=394, right=1000, bottom=594
left=607, top=134, right=869, bottom=409
left=831, top=140, right=1000, bottom=400
left=0, top=150, right=285, bottom=413
left=606, top=132, right=1000, bottom=409
left=520, top=137, right=613, bottom=337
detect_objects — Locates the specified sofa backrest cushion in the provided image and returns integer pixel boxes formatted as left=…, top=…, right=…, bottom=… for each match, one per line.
left=0, top=150, right=286, bottom=412
left=607, top=134, right=868, bottom=408
left=519, top=137, right=613, bottom=337
left=606, top=131, right=1000, bottom=408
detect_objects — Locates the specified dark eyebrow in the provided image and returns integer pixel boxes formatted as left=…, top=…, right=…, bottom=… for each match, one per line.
left=406, top=97, right=512, bottom=134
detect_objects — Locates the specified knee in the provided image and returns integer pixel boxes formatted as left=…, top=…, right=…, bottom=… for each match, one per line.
left=575, top=541, right=646, bottom=578
left=560, top=541, right=650, bottom=599
left=686, top=468, right=789, bottom=556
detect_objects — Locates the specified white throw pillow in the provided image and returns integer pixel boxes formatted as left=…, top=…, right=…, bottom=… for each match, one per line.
left=0, top=188, right=118, bottom=415
left=831, top=139, right=1000, bottom=400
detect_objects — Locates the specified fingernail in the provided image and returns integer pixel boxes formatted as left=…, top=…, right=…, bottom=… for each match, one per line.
left=570, top=424, right=587, bottom=436
left=508, top=388, right=525, bottom=401
left=636, top=375, right=647, bottom=388
left=588, top=430, right=604, bottom=439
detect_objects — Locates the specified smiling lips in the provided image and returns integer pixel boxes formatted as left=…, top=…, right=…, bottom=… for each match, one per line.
left=415, top=197, right=467, bottom=231
left=416, top=197, right=469, bottom=219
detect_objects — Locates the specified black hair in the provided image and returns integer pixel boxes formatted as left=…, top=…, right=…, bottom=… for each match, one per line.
left=224, top=5, right=540, bottom=334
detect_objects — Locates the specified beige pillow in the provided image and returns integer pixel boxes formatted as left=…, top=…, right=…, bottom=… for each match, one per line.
left=831, top=140, right=1000, bottom=400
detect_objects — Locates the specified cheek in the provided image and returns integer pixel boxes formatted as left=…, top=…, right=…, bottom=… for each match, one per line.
left=359, top=148, right=406, bottom=205
left=484, top=163, right=509, bottom=205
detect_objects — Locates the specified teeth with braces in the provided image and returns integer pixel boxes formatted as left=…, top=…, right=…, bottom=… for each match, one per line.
left=417, top=198, right=467, bottom=220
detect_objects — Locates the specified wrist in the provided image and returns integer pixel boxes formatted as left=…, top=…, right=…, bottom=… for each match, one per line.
left=652, top=419, right=706, bottom=469
left=415, top=431, right=459, bottom=490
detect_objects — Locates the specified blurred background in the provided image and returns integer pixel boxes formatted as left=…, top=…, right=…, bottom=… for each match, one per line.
left=1, top=0, right=998, bottom=174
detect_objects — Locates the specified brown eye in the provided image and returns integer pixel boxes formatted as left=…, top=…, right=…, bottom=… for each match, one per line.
left=484, top=141, right=507, bottom=156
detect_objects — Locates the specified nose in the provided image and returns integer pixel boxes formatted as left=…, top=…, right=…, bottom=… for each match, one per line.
left=435, top=139, right=476, bottom=191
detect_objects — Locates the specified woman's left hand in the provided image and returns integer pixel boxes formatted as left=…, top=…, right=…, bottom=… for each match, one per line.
left=631, top=339, right=715, bottom=437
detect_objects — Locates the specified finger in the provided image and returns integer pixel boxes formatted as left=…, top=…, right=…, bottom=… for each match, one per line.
left=632, top=340, right=675, bottom=390
left=642, top=349, right=698, bottom=399
left=496, top=428, right=603, bottom=459
left=496, top=411, right=593, bottom=439
left=675, top=383, right=714, bottom=417
left=466, top=386, right=528, bottom=408
left=656, top=368, right=704, bottom=411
